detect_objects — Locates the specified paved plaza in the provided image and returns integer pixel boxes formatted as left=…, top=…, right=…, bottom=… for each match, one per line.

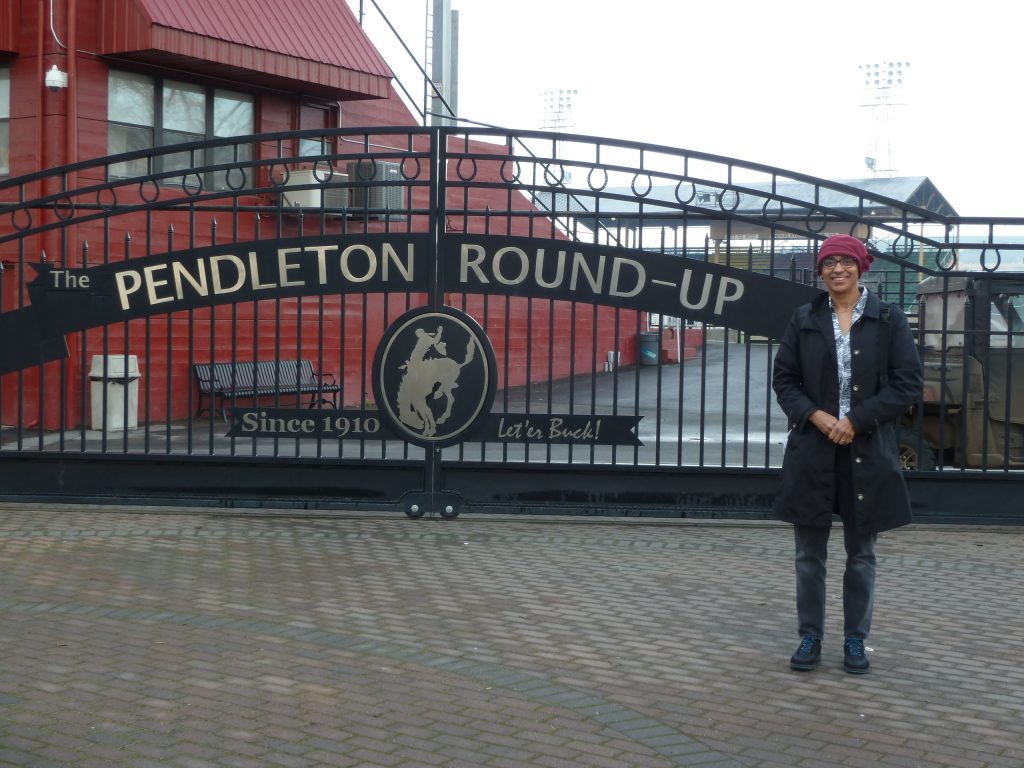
left=1, top=503, right=1022, bottom=768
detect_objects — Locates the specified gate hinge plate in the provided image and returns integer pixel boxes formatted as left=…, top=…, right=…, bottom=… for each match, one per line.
left=401, top=490, right=464, bottom=519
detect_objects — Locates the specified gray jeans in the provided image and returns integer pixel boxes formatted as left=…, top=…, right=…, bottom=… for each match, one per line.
left=794, top=523, right=877, bottom=639
left=793, top=444, right=878, bottom=640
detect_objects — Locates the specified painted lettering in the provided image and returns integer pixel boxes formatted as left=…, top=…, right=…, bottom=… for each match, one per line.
left=609, top=257, right=645, bottom=298
left=679, top=270, right=713, bottom=311
left=248, top=250, right=276, bottom=290
left=306, top=244, right=338, bottom=284
left=104, top=237, right=420, bottom=315
left=382, top=243, right=414, bottom=282
left=143, top=264, right=175, bottom=306
left=714, top=276, right=745, bottom=314
left=241, top=410, right=317, bottom=435
left=49, top=269, right=90, bottom=289
left=340, top=244, right=377, bottom=283
left=114, top=270, right=143, bottom=311
left=493, top=247, right=530, bottom=285
left=548, top=417, right=599, bottom=441
left=497, top=417, right=522, bottom=439
left=210, top=254, right=246, bottom=295
left=240, top=411, right=259, bottom=432
left=460, top=243, right=488, bottom=284
left=569, top=252, right=604, bottom=293
left=277, top=247, right=304, bottom=288
left=677, top=271, right=746, bottom=316
left=172, top=259, right=209, bottom=299
left=534, top=249, right=566, bottom=289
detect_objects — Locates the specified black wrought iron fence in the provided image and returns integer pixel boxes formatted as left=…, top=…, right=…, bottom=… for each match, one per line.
left=2, top=126, right=1023, bottom=519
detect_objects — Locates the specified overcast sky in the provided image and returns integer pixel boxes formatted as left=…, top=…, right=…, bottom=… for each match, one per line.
left=350, top=0, right=1021, bottom=218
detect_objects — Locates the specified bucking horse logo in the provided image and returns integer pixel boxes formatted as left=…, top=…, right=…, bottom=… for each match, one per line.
left=395, top=326, right=477, bottom=437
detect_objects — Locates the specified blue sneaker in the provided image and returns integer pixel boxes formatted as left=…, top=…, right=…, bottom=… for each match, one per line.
left=790, top=634, right=821, bottom=671
left=843, top=637, right=870, bottom=674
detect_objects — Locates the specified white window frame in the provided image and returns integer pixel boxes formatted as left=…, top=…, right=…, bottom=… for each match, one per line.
left=1, top=67, right=10, bottom=177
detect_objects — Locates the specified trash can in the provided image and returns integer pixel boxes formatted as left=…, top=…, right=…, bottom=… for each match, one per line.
left=90, top=355, right=140, bottom=431
left=638, top=331, right=660, bottom=366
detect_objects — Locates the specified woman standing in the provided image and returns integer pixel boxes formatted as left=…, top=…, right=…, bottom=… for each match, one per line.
left=772, top=234, right=922, bottom=674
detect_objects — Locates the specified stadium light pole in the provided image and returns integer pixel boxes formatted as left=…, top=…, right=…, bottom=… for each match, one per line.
left=859, top=60, right=909, bottom=177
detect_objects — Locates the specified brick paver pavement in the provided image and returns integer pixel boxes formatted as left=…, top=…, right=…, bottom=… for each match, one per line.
left=1, top=503, right=1022, bottom=767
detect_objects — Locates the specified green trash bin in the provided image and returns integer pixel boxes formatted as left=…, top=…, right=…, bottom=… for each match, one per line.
left=638, top=331, right=659, bottom=366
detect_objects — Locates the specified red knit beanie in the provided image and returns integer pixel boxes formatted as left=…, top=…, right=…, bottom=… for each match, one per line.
left=816, top=235, right=873, bottom=275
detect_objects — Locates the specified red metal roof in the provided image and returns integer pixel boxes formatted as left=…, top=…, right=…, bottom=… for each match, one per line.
left=99, top=0, right=393, bottom=99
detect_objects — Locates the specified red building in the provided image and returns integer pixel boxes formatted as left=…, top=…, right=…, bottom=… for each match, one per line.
left=0, top=0, right=638, bottom=430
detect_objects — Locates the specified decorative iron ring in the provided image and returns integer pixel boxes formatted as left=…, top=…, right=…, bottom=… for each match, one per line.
left=456, top=157, right=478, bottom=182
left=543, top=163, right=566, bottom=187
left=934, top=248, right=957, bottom=272
left=96, top=187, right=118, bottom=211
left=718, top=189, right=740, bottom=213
left=223, top=167, right=247, bottom=192
left=402, top=157, right=422, bottom=181
left=53, top=195, right=76, bottom=221
left=804, top=206, right=828, bottom=233
left=889, top=235, right=915, bottom=259
left=630, top=173, right=652, bottom=198
left=311, top=160, right=335, bottom=183
left=181, top=172, right=204, bottom=197
left=587, top=167, right=608, bottom=192
left=354, top=159, right=377, bottom=181
left=267, top=163, right=289, bottom=187
left=762, top=198, right=784, bottom=222
left=674, top=181, right=697, bottom=205
left=978, top=248, right=1002, bottom=272
left=499, top=159, right=521, bottom=184
left=138, top=178, right=161, bottom=202
left=9, top=207, right=32, bottom=232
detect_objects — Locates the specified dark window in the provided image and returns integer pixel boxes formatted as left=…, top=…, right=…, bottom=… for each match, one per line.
left=107, top=70, right=254, bottom=189
left=299, top=101, right=335, bottom=158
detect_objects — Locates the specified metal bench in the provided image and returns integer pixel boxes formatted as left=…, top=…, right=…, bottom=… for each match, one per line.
left=193, top=359, right=340, bottom=420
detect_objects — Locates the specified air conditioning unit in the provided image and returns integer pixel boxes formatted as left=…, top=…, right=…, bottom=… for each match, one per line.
left=346, top=160, right=404, bottom=218
left=281, top=168, right=349, bottom=212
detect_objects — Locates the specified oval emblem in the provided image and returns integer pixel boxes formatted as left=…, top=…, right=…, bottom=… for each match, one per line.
left=373, top=308, right=496, bottom=447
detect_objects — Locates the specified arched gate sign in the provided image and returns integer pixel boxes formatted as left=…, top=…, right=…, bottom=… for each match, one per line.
left=1, top=127, right=1022, bottom=522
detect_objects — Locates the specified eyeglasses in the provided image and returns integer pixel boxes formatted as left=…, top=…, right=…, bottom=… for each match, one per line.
left=820, top=256, right=859, bottom=270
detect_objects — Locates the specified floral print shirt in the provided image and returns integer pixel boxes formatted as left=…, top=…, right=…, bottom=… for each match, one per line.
left=831, top=287, right=868, bottom=419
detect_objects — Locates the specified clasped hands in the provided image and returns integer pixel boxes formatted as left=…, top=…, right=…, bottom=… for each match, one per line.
left=810, top=409, right=856, bottom=446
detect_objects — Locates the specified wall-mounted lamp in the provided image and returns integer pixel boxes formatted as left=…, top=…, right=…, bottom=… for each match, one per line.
left=45, top=65, right=69, bottom=92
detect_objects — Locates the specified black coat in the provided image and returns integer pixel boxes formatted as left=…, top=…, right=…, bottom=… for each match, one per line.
left=772, top=290, right=923, bottom=532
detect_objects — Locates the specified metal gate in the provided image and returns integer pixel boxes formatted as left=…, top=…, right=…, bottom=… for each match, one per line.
left=2, top=127, right=1023, bottom=522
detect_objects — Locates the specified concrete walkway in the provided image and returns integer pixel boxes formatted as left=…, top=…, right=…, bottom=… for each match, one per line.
left=1, top=503, right=1021, bottom=767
